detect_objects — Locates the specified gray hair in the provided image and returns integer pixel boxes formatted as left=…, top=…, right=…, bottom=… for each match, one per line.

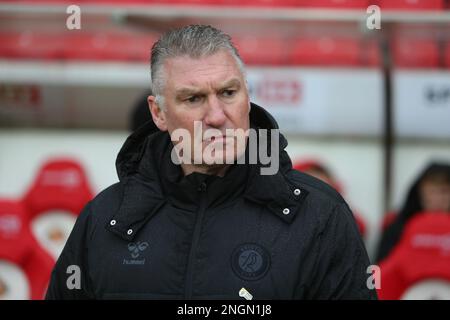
left=150, top=25, right=246, bottom=109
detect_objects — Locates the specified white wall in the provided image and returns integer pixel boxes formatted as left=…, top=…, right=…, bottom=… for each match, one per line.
left=0, top=130, right=127, bottom=197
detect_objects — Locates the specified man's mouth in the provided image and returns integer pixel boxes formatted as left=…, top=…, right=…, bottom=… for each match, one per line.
left=204, top=135, right=229, bottom=143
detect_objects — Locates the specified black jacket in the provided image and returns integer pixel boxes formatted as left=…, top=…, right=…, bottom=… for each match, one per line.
left=46, top=103, right=377, bottom=300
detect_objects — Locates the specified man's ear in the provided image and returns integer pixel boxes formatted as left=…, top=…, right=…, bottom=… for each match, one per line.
left=148, top=95, right=168, bottom=132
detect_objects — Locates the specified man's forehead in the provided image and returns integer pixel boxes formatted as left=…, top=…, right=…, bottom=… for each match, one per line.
left=164, top=51, right=244, bottom=88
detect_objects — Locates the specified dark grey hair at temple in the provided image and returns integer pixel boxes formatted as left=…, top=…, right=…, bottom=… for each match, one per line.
left=150, top=24, right=246, bottom=109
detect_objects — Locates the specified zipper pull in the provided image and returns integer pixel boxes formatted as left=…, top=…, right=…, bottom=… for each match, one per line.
left=239, top=287, right=253, bottom=300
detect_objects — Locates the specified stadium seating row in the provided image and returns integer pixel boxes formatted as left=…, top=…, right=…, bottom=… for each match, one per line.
left=0, top=158, right=94, bottom=299
left=2, top=0, right=448, bottom=10
left=2, top=32, right=450, bottom=68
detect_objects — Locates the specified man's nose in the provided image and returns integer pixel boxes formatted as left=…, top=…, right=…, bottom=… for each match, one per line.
left=204, top=95, right=227, bottom=128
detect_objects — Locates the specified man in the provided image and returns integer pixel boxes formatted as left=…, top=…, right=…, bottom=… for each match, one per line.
left=46, top=25, right=377, bottom=300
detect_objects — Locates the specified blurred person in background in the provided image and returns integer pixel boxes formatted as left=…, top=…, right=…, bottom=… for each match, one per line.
left=293, top=160, right=342, bottom=192
left=376, top=162, right=450, bottom=263
left=45, top=25, right=376, bottom=300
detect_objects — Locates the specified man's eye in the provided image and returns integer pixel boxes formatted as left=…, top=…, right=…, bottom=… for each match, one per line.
left=222, top=90, right=236, bottom=98
left=186, top=96, right=201, bottom=103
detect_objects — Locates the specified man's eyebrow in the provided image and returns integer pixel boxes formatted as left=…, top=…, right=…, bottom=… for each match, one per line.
left=174, top=78, right=242, bottom=97
left=174, top=87, right=205, bottom=97
left=218, top=78, right=241, bottom=89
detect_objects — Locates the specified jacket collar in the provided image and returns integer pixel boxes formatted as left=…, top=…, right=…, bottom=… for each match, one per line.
left=107, top=103, right=309, bottom=241
left=244, top=162, right=309, bottom=224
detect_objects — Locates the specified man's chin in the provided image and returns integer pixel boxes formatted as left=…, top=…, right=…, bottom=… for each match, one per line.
left=198, top=155, right=235, bottom=166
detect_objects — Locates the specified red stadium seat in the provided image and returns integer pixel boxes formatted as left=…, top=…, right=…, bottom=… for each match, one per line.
left=288, top=36, right=362, bottom=66
left=233, top=35, right=286, bottom=65
left=391, top=37, right=439, bottom=68
left=378, top=213, right=450, bottom=300
left=363, top=40, right=382, bottom=67
left=22, top=158, right=94, bottom=260
left=7, top=0, right=444, bottom=9
left=0, top=32, right=65, bottom=60
left=230, top=0, right=298, bottom=7
left=65, top=33, right=155, bottom=62
left=296, top=0, right=369, bottom=9
left=378, top=0, right=444, bottom=11
left=0, top=199, right=54, bottom=300
left=2, top=0, right=365, bottom=6
left=220, top=0, right=369, bottom=7
left=0, top=31, right=155, bottom=62
left=445, top=42, right=450, bottom=69
left=23, top=158, right=94, bottom=217
left=117, top=0, right=227, bottom=6
left=0, top=33, right=19, bottom=58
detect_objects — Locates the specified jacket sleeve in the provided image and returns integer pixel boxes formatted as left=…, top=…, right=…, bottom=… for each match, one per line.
left=45, top=202, right=95, bottom=300
left=306, top=202, right=378, bottom=300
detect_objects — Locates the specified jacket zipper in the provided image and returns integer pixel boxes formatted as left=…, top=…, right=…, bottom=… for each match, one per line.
left=184, top=181, right=208, bottom=299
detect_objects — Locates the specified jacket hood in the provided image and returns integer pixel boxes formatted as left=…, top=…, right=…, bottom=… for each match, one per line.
left=116, top=102, right=289, bottom=181
left=397, top=162, right=450, bottom=221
